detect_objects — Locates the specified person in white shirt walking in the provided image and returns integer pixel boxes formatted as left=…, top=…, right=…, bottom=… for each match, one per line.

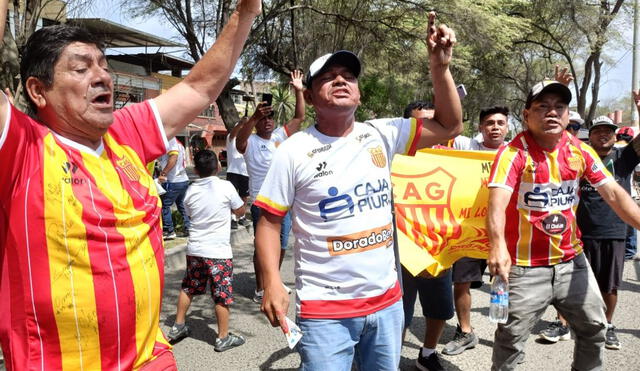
left=226, top=117, right=251, bottom=229
left=167, top=150, right=247, bottom=352
left=158, top=137, right=191, bottom=239
left=236, top=70, right=305, bottom=302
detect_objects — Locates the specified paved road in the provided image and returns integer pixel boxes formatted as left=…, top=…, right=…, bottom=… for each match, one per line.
left=162, top=228, right=640, bottom=371
left=2, top=229, right=638, bottom=371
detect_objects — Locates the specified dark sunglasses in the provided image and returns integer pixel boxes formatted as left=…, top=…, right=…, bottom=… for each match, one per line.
left=567, top=123, right=581, bottom=131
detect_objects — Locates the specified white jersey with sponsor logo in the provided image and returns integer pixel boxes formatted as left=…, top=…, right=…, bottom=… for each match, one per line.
left=158, top=138, right=189, bottom=182
left=255, top=118, right=422, bottom=319
left=244, top=126, right=288, bottom=199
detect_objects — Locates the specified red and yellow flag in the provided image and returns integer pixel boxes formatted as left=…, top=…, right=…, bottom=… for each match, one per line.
left=391, top=148, right=496, bottom=277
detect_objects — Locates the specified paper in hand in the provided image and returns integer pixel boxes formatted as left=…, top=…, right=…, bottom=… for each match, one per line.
left=284, top=317, right=303, bottom=349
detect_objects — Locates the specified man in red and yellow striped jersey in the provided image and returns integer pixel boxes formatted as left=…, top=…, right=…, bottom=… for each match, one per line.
left=486, top=80, right=640, bottom=370
left=0, top=1, right=261, bottom=370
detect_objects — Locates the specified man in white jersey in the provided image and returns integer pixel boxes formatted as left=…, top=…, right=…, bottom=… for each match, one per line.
left=254, top=13, right=462, bottom=370
left=443, top=106, right=509, bottom=357
left=236, top=70, right=305, bottom=303
left=226, top=117, right=250, bottom=228
left=158, top=137, right=191, bottom=239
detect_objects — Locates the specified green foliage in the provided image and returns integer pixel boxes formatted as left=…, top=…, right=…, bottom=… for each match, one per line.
left=270, top=84, right=295, bottom=125
left=357, top=74, right=415, bottom=120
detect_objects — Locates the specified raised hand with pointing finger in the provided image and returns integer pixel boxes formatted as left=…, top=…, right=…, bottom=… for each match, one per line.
left=426, top=11, right=457, bottom=69
left=554, top=65, right=574, bottom=86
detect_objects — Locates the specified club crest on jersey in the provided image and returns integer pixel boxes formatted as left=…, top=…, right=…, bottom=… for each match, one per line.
left=117, top=157, right=140, bottom=182
left=391, top=167, right=461, bottom=257
left=369, top=146, right=386, bottom=168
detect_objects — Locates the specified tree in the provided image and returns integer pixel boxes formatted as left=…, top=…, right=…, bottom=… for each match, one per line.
left=123, top=0, right=243, bottom=129
left=511, top=0, right=628, bottom=126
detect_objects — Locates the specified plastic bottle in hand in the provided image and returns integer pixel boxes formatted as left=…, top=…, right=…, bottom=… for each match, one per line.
left=489, top=276, right=509, bottom=324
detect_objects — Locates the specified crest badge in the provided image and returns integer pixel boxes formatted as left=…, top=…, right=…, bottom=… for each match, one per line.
left=369, top=146, right=386, bottom=168
left=117, top=157, right=140, bottom=182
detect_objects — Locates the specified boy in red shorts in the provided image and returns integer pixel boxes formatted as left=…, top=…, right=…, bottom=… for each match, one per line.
left=168, top=150, right=247, bottom=352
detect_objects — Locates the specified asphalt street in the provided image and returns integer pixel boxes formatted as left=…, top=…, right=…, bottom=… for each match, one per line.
left=2, top=227, right=639, bottom=371
left=160, top=227, right=640, bottom=371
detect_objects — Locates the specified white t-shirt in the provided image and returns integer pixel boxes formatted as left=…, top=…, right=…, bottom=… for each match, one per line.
left=184, top=176, right=244, bottom=259
left=254, top=118, right=422, bottom=319
left=244, top=126, right=289, bottom=199
left=226, top=135, right=248, bottom=176
left=452, top=135, right=497, bottom=151
left=158, top=138, right=189, bottom=182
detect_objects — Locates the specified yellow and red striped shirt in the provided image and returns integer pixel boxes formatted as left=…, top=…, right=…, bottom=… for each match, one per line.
left=0, top=101, right=171, bottom=370
left=488, top=131, right=612, bottom=267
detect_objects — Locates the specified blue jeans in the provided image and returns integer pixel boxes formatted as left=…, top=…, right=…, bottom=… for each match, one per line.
left=296, top=300, right=404, bottom=371
left=625, top=225, right=637, bottom=259
left=250, top=204, right=291, bottom=249
left=161, top=181, right=190, bottom=233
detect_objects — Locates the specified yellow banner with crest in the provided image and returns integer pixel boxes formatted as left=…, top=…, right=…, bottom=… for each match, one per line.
left=391, top=148, right=496, bottom=277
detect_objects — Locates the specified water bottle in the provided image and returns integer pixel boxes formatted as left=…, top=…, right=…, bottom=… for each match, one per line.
left=489, top=276, right=509, bottom=324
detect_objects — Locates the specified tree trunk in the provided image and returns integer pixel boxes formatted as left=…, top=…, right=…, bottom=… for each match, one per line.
left=586, top=53, right=603, bottom=125
left=216, top=78, right=241, bottom=131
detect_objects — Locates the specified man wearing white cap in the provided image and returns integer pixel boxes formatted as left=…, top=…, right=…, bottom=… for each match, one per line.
left=254, top=12, right=462, bottom=370
left=566, top=111, right=584, bottom=137
left=488, top=81, right=640, bottom=370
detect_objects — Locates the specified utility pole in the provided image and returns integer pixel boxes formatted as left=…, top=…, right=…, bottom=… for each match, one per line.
left=633, top=0, right=640, bottom=126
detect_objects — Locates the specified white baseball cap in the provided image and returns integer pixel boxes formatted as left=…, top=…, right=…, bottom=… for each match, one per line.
left=305, top=50, right=361, bottom=87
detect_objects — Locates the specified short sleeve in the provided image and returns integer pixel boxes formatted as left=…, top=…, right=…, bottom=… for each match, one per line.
left=0, top=105, right=42, bottom=199
left=183, top=187, right=194, bottom=218
left=580, top=143, right=612, bottom=188
left=488, top=146, right=523, bottom=192
left=367, top=117, right=423, bottom=156
left=253, top=145, right=295, bottom=216
left=109, top=100, right=169, bottom=164
left=166, top=138, right=179, bottom=155
left=226, top=181, right=244, bottom=210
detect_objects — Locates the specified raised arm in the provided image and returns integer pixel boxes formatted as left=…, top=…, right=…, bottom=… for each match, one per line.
left=229, top=116, right=249, bottom=140
left=284, top=70, right=305, bottom=135
left=487, top=187, right=513, bottom=283
left=154, top=0, right=261, bottom=139
left=235, top=103, right=272, bottom=154
left=598, top=181, right=640, bottom=231
left=554, top=65, right=574, bottom=87
left=416, top=12, right=463, bottom=149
